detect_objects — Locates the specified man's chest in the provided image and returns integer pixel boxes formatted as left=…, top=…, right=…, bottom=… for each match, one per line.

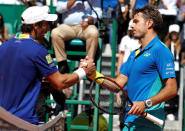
left=128, top=50, right=157, bottom=75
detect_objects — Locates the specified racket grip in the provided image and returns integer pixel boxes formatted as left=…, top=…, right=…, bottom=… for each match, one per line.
left=141, top=112, right=164, bottom=126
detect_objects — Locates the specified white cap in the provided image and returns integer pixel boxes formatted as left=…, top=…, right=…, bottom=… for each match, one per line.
left=21, top=6, right=57, bottom=24
left=128, top=19, right=133, bottom=30
left=169, top=24, right=180, bottom=33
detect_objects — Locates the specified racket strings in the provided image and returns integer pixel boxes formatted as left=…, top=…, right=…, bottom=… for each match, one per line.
left=89, top=78, right=128, bottom=115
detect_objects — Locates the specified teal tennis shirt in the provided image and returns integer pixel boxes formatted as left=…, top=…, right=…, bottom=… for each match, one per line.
left=0, top=34, right=57, bottom=124
left=120, top=36, right=176, bottom=124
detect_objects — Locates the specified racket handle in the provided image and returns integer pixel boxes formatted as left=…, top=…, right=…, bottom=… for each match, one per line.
left=141, top=112, right=164, bottom=126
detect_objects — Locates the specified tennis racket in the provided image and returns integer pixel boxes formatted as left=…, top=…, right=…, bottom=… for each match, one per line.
left=89, top=76, right=164, bottom=126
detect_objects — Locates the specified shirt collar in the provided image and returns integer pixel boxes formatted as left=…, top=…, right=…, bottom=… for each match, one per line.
left=15, top=33, right=34, bottom=41
left=134, top=36, right=159, bottom=57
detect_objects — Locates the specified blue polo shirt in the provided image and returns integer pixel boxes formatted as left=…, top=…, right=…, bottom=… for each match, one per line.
left=120, top=36, right=175, bottom=124
left=0, top=34, right=57, bottom=124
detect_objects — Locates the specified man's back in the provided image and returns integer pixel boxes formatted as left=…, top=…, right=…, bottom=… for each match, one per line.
left=0, top=35, right=51, bottom=124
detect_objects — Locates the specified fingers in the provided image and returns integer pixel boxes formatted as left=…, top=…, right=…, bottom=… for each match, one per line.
left=81, top=21, right=88, bottom=31
left=79, top=56, right=96, bottom=76
left=127, top=101, right=146, bottom=116
left=79, top=56, right=91, bottom=68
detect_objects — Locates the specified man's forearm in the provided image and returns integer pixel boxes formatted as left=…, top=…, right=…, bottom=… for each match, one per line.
left=149, top=78, right=177, bottom=106
left=67, top=0, right=76, bottom=9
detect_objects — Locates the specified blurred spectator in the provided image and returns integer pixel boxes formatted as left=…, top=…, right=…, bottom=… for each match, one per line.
left=158, top=0, right=178, bottom=42
left=102, top=0, right=118, bottom=10
left=164, top=24, right=181, bottom=120
left=116, top=19, right=140, bottom=75
left=51, top=0, right=102, bottom=74
left=117, top=0, right=130, bottom=44
left=105, top=4, right=116, bottom=48
left=0, top=13, right=8, bottom=45
left=101, top=0, right=117, bottom=47
left=165, top=24, right=182, bottom=87
left=181, top=41, right=185, bottom=66
left=129, top=0, right=152, bottom=19
left=177, top=0, right=185, bottom=45
left=116, top=19, right=140, bottom=130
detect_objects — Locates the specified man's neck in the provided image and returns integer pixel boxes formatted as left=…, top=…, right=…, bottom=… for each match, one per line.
left=140, top=31, right=157, bottom=49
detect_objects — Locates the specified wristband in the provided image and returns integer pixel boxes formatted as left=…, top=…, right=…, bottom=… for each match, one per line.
left=88, top=71, right=104, bottom=84
left=74, top=68, right=86, bottom=80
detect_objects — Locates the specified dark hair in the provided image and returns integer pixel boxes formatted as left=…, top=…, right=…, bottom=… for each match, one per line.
left=20, top=21, right=43, bottom=33
left=21, top=24, right=33, bottom=33
left=132, top=5, right=163, bottom=34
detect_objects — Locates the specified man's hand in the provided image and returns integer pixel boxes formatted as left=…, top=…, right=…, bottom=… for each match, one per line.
left=128, top=101, right=146, bottom=116
left=80, top=56, right=96, bottom=76
left=81, top=21, right=89, bottom=31
left=87, top=17, right=94, bottom=24
left=81, top=17, right=94, bottom=31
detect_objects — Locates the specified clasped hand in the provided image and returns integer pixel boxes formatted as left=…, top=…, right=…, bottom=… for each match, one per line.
left=79, top=56, right=96, bottom=76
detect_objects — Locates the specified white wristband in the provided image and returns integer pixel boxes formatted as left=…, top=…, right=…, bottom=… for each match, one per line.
left=74, top=68, right=86, bottom=80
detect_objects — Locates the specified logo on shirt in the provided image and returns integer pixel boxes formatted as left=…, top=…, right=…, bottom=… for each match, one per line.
left=46, top=54, right=53, bottom=64
left=167, top=63, right=172, bottom=67
left=144, top=53, right=151, bottom=57
left=135, top=49, right=140, bottom=56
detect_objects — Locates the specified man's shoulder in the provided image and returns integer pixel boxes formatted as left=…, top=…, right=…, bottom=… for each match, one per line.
left=152, top=40, right=169, bottom=51
left=151, top=41, right=173, bottom=59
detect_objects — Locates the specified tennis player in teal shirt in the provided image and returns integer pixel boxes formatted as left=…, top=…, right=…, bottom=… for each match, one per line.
left=116, top=6, right=178, bottom=131
left=89, top=5, right=178, bottom=131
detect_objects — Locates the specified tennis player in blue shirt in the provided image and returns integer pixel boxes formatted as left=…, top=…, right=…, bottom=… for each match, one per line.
left=86, top=5, right=177, bottom=131
left=118, top=5, right=177, bottom=131
left=0, top=6, right=95, bottom=125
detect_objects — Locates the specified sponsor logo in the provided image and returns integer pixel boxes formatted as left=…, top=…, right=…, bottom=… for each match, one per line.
left=167, top=63, right=172, bottom=67
left=144, top=53, right=151, bottom=56
left=46, top=54, right=53, bottom=64
left=166, top=68, right=174, bottom=70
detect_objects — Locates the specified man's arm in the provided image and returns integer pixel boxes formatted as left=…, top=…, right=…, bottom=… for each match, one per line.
left=93, top=73, right=128, bottom=92
left=56, top=0, right=77, bottom=13
left=67, top=0, right=77, bottom=9
left=129, top=0, right=136, bottom=19
left=150, top=78, right=177, bottom=106
left=128, top=77, right=177, bottom=116
left=46, top=59, right=96, bottom=91
left=46, top=71, right=79, bottom=90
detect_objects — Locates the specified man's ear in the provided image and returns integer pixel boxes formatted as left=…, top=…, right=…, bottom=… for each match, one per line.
left=147, top=19, right=153, bottom=29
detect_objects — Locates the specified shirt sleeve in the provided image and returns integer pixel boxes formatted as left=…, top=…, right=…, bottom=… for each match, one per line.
left=119, top=53, right=132, bottom=76
left=155, top=45, right=176, bottom=80
left=56, top=0, right=68, bottom=13
left=35, top=48, right=58, bottom=77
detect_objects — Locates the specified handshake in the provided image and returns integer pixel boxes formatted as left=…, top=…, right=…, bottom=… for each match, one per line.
left=79, top=56, right=96, bottom=76
left=74, top=56, right=96, bottom=81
